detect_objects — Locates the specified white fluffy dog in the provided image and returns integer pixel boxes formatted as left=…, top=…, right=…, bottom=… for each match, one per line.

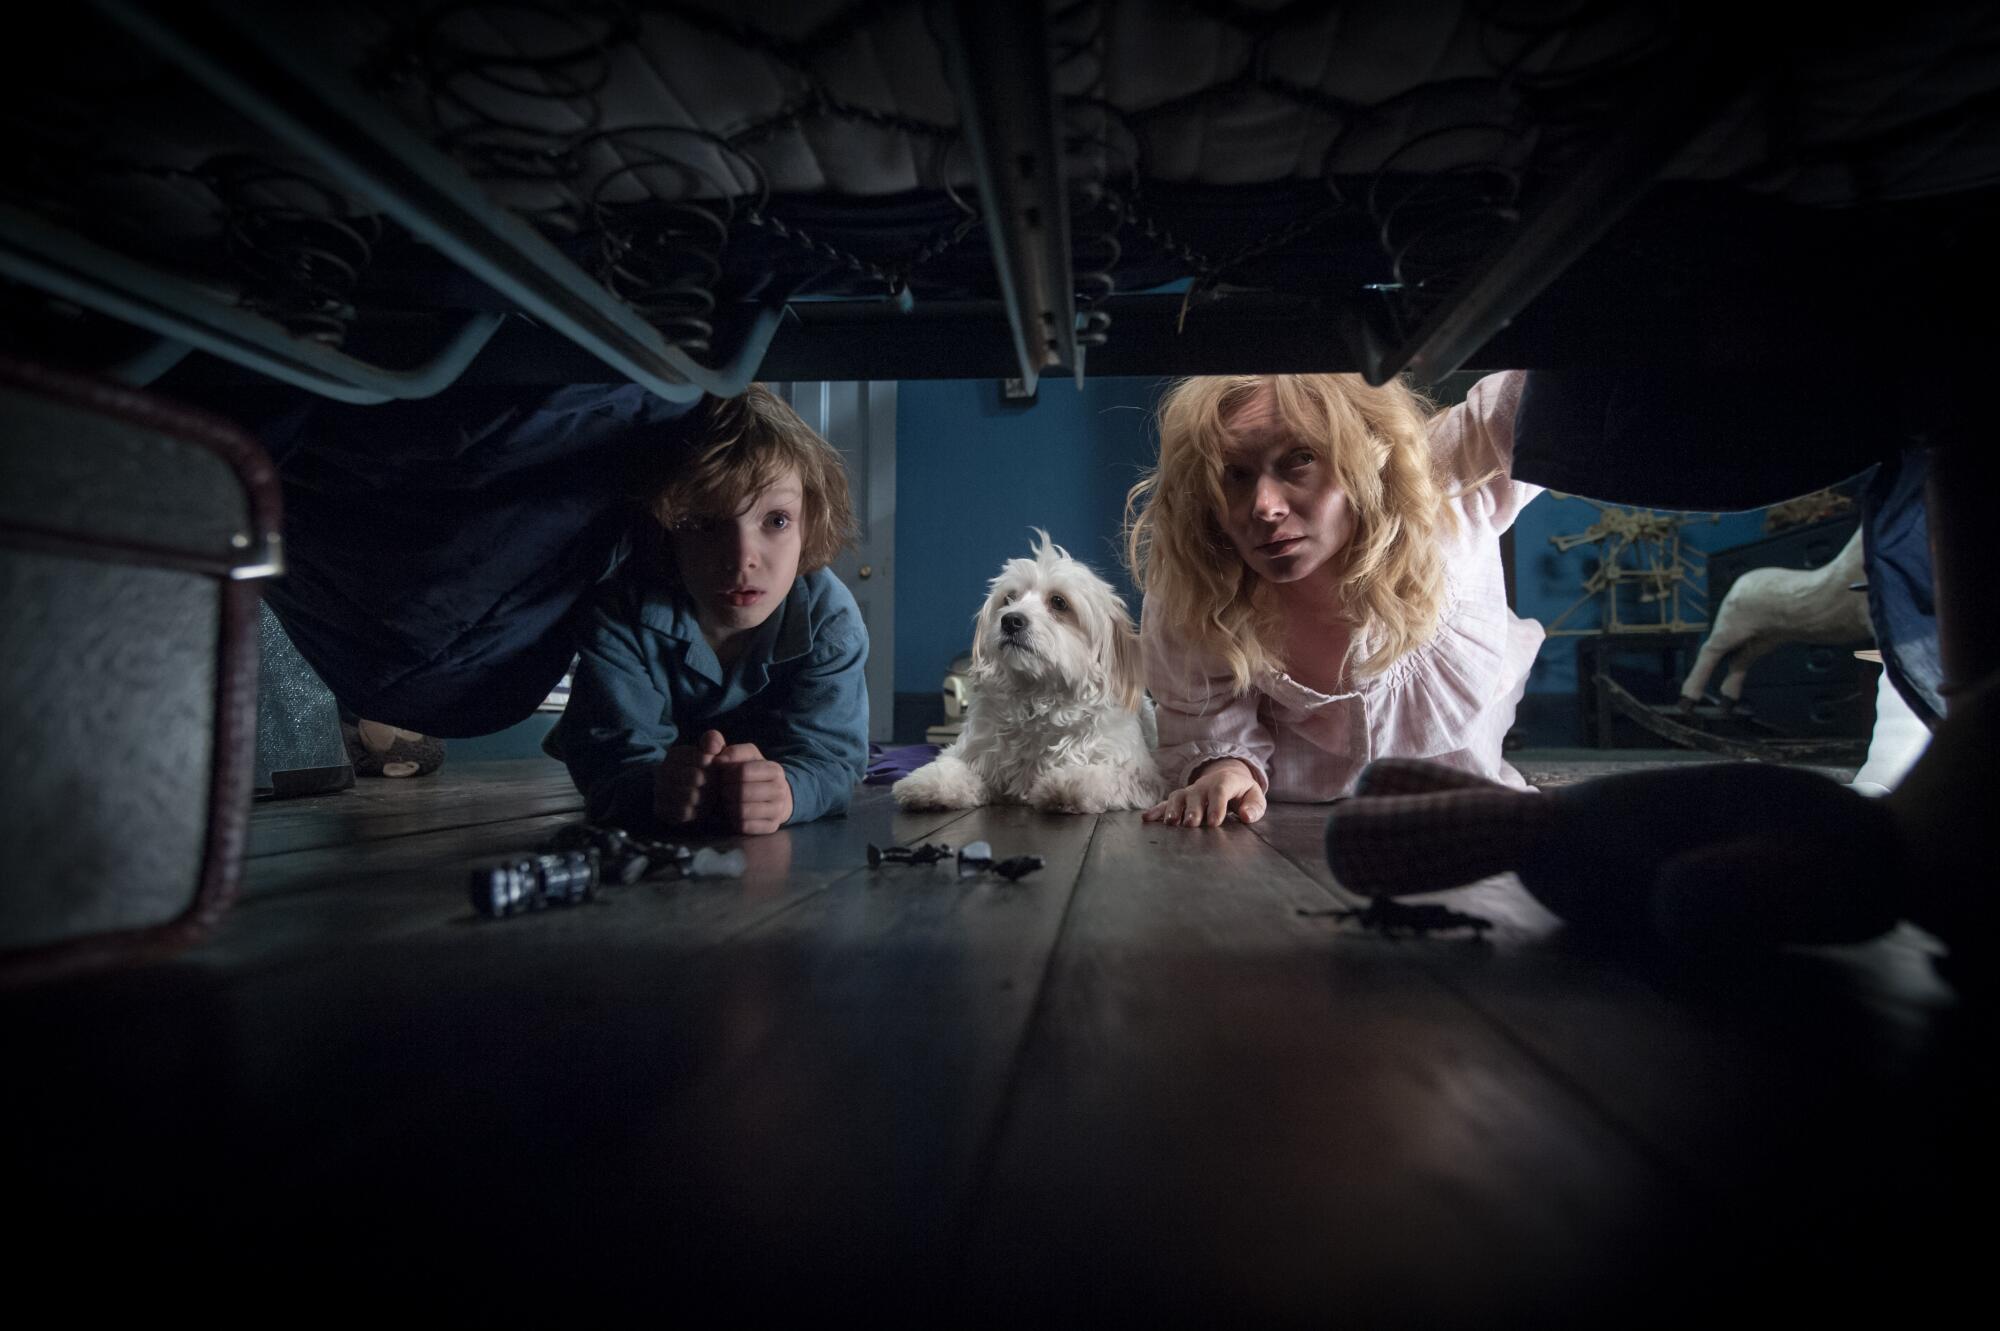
left=894, top=531, right=1165, bottom=814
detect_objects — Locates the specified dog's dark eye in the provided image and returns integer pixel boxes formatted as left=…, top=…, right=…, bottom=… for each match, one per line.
left=1049, top=594, right=1069, bottom=613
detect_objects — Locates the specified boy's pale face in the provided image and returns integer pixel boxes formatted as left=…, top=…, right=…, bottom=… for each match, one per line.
left=669, top=468, right=804, bottom=652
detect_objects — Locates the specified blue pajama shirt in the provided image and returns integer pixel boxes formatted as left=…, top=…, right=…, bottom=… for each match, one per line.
left=545, top=560, right=870, bottom=831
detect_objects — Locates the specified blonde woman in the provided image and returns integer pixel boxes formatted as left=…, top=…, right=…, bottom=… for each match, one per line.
left=1124, top=371, right=1544, bottom=827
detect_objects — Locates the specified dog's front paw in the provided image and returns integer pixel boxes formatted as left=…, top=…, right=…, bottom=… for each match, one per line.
left=1028, top=766, right=1124, bottom=814
left=893, top=755, right=986, bottom=810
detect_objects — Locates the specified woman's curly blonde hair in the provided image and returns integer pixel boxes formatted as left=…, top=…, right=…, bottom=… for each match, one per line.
left=1124, top=373, right=1459, bottom=693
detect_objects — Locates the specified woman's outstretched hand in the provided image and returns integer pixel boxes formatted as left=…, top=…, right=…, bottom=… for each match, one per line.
left=1142, top=757, right=1267, bottom=827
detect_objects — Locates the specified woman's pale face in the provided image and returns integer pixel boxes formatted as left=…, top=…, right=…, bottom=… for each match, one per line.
left=1216, top=386, right=1356, bottom=586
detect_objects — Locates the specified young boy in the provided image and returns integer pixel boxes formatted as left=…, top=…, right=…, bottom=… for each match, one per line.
left=545, top=385, right=869, bottom=835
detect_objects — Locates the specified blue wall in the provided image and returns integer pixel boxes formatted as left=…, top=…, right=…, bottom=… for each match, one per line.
left=894, top=376, right=1167, bottom=694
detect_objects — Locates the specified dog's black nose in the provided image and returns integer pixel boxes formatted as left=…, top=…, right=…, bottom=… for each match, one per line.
left=1001, top=612, right=1026, bottom=634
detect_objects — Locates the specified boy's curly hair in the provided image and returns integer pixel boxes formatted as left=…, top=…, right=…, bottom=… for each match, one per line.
left=646, top=383, right=857, bottom=573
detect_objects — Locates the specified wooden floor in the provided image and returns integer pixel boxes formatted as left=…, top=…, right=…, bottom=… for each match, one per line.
left=7, top=754, right=1992, bottom=1324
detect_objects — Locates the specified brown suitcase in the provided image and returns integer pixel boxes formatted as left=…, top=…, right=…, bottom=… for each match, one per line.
left=0, top=356, right=280, bottom=985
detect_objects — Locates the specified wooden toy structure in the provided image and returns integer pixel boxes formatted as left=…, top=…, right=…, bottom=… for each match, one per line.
left=1543, top=502, right=1716, bottom=637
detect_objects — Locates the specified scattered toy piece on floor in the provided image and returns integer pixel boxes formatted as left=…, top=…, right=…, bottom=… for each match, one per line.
left=542, top=822, right=744, bottom=883
left=867, top=841, right=953, bottom=867
left=689, top=847, right=747, bottom=879
left=547, top=823, right=684, bottom=883
left=861, top=838, right=1043, bottom=881
left=470, top=849, right=599, bottom=917
left=1299, top=895, right=1493, bottom=938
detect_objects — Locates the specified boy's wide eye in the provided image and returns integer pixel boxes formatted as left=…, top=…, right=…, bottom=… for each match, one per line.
left=765, top=511, right=791, bottom=531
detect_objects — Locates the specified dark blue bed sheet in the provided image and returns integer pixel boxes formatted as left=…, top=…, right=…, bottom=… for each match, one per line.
left=221, top=383, right=699, bottom=737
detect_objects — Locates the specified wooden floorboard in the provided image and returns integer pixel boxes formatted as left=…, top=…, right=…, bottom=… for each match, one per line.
left=4, top=755, right=1988, bottom=1322
left=964, top=813, right=1697, bottom=1325
left=245, top=758, right=584, bottom=858
left=1252, top=799, right=1985, bottom=1314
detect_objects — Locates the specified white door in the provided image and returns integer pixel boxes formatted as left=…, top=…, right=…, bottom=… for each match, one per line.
left=775, top=381, right=895, bottom=742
